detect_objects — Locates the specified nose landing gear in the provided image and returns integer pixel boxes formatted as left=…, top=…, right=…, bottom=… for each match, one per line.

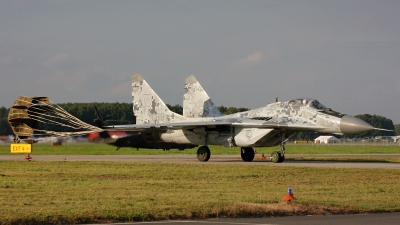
left=271, top=151, right=284, bottom=163
left=271, top=132, right=286, bottom=163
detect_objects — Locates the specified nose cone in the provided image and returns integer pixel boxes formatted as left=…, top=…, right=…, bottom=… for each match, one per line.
left=340, top=115, right=374, bottom=134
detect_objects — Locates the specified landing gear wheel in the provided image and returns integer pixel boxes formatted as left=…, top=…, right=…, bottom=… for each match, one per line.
left=278, top=153, right=285, bottom=163
left=271, top=151, right=284, bottom=163
left=197, top=146, right=211, bottom=162
left=240, top=147, right=255, bottom=162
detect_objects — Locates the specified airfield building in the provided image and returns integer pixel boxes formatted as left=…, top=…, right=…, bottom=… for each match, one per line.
left=314, top=136, right=339, bottom=144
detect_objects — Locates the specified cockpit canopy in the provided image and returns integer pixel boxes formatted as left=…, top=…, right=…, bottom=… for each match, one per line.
left=287, top=98, right=345, bottom=118
left=287, top=98, right=328, bottom=110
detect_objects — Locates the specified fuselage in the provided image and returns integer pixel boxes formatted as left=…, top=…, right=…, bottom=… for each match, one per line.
left=88, top=131, right=197, bottom=150
left=157, top=98, right=373, bottom=147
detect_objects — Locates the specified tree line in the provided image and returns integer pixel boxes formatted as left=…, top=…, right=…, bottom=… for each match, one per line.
left=0, top=103, right=398, bottom=137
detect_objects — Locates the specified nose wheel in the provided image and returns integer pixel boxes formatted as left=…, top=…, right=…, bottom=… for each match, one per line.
left=271, top=132, right=286, bottom=163
left=271, top=151, right=284, bottom=163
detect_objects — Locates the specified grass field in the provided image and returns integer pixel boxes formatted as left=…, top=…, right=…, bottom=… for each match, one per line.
left=0, top=143, right=399, bottom=224
left=0, top=161, right=399, bottom=225
left=1, top=142, right=399, bottom=155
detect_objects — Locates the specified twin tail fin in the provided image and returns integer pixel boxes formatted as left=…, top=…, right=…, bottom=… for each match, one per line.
left=132, top=73, right=223, bottom=124
left=183, top=75, right=223, bottom=118
left=131, top=73, right=186, bottom=124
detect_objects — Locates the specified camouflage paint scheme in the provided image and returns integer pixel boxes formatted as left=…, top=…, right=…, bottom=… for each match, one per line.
left=108, top=74, right=375, bottom=151
left=183, top=75, right=223, bottom=118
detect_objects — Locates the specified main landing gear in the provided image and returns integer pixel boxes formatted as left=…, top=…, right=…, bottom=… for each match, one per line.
left=241, top=147, right=255, bottom=162
left=196, top=132, right=288, bottom=163
left=197, top=146, right=211, bottom=162
left=196, top=146, right=257, bottom=162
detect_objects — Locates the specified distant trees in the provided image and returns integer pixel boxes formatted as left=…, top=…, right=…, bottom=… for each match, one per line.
left=294, top=132, right=320, bottom=141
left=0, top=107, right=12, bottom=135
left=166, top=104, right=183, bottom=115
left=218, top=106, right=249, bottom=115
left=55, top=102, right=136, bottom=127
left=0, top=103, right=399, bottom=139
left=166, top=104, right=248, bottom=116
left=395, top=124, right=400, bottom=136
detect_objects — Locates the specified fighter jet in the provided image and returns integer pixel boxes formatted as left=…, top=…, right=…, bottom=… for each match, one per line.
left=105, top=73, right=388, bottom=163
left=8, top=75, right=389, bottom=162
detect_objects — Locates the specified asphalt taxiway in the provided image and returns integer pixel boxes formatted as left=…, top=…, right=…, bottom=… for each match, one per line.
left=1, top=154, right=399, bottom=169
left=84, top=212, right=400, bottom=225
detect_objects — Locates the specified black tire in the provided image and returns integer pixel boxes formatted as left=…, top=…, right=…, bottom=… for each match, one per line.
left=278, top=153, right=285, bottom=163
left=240, top=147, right=255, bottom=162
left=197, top=146, right=211, bottom=162
left=271, top=151, right=281, bottom=163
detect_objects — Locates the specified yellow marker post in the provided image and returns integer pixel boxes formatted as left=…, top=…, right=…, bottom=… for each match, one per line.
left=10, top=143, right=32, bottom=153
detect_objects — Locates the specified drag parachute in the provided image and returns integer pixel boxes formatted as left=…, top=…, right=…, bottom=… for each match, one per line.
left=8, top=96, right=102, bottom=143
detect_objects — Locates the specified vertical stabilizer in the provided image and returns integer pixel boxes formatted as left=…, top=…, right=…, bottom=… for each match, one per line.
left=132, top=73, right=186, bottom=124
left=183, top=75, right=224, bottom=118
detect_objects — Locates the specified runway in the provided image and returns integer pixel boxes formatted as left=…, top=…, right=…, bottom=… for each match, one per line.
left=1, top=154, right=399, bottom=169
left=84, top=213, right=400, bottom=225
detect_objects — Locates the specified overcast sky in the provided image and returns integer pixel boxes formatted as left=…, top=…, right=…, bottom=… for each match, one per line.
left=1, top=0, right=399, bottom=123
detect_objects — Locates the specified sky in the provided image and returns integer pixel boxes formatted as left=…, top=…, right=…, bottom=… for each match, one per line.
left=1, top=0, right=400, bottom=123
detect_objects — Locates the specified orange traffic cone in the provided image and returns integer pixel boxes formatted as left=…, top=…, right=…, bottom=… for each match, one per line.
left=282, top=187, right=296, bottom=203
left=25, top=154, right=32, bottom=161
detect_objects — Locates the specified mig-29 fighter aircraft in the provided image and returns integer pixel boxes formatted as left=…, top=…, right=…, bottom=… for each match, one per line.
left=8, top=74, right=388, bottom=162
left=105, top=73, right=387, bottom=163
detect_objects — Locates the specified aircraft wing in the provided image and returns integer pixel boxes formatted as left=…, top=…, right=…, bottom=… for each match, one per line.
left=104, top=120, right=233, bottom=131
left=104, top=117, right=324, bottom=132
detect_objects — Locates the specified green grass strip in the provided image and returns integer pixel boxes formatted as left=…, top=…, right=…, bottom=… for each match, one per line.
left=0, top=161, right=399, bottom=224
left=1, top=143, right=400, bottom=155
